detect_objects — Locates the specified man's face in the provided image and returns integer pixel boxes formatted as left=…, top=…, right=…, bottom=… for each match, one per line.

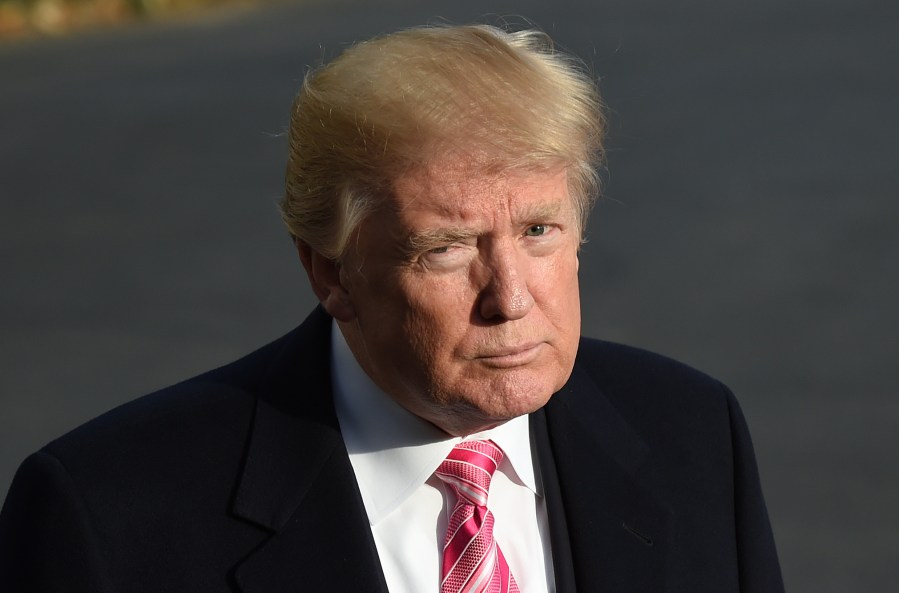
left=331, top=163, right=582, bottom=436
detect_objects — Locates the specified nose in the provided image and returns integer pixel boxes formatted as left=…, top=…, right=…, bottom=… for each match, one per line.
left=477, top=247, right=535, bottom=322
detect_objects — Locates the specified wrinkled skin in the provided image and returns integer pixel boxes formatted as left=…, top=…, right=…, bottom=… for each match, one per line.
left=300, top=163, right=582, bottom=436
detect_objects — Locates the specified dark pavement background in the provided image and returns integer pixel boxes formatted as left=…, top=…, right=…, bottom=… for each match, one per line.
left=1, top=0, right=897, bottom=590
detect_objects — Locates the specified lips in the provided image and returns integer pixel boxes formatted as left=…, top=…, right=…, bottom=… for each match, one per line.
left=476, top=342, right=544, bottom=367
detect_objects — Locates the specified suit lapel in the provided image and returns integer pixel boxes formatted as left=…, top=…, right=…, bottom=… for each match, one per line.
left=230, top=308, right=389, bottom=593
left=532, top=408, right=577, bottom=593
left=541, top=361, right=672, bottom=593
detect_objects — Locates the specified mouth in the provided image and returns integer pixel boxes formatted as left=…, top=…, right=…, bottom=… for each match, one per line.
left=476, top=342, right=544, bottom=368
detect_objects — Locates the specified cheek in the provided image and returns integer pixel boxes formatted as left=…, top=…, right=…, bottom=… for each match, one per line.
left=401, top=277, right=476, bottom=359
left=405, top=285, right=469, bottom=340
left=534, top=254, right=580, bottom=304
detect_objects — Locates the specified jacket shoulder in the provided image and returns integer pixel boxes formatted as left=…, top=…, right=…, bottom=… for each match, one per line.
left=32, top=324, right=327, bottom=517
left=575, top=337, right=727, bottom=396
left=571, top=337, right=740, bottom=447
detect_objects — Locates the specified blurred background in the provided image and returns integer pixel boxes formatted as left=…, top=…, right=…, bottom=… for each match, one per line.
left=1, top=0, right=896, bottom=590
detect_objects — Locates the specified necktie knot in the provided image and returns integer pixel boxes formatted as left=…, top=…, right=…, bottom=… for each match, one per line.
left=435, top=440, right=504, bottom=507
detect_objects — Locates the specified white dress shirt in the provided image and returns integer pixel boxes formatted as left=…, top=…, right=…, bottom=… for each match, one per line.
left=330, top=323, right=554, bottom=593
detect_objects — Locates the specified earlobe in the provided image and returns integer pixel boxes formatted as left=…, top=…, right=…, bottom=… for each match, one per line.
left=296, top=240, right=357, bottom=322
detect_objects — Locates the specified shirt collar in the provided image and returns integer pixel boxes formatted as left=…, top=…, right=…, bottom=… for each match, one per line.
left=330, top=322, right=539, bottom=525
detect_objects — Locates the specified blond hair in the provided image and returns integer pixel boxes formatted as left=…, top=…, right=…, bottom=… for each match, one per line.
left=281, top=24, right=605, bottom=259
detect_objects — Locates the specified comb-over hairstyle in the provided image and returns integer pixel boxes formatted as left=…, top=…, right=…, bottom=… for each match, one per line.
left=281, top=24, right=605, bottom=260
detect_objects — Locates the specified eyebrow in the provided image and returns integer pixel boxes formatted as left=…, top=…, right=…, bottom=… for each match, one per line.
left=403, top=202, right=566, bottom=253
left=519, top=202, right=563, bottom=223
left=406, top=227, right=479, bottom=253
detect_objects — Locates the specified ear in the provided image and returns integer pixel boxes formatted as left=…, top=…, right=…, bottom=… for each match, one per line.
left=296, top=240, right=356, bottom=322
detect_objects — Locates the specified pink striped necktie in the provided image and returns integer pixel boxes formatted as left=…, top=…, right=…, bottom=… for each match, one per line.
left=435, top=440, right=520, bottom=593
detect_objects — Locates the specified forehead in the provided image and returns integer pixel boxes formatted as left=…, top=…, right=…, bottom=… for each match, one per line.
left=387, top=164, right=573, bottom=223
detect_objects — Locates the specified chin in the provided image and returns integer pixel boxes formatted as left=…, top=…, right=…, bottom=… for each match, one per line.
left=424, top=359, right=570, bottom=433
left=478, top=373, right=558, bottom=417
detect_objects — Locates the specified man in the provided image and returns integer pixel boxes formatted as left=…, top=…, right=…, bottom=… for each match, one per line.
left=0, top=25, right=784, bottom=593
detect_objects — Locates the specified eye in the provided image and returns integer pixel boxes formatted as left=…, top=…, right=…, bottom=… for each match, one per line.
left=525, top=224, right=548, bottom=237
left=429, top=245, right=450, bottom=254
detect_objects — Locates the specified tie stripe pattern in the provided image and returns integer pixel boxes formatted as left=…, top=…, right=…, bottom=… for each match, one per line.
left=435, top=440, right=520, bottom=593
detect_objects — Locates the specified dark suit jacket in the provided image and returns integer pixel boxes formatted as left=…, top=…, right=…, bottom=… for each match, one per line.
left=0, top=307, right=784, bottom=592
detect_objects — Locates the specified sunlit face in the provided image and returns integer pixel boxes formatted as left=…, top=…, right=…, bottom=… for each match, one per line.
left=318, top=163, right=582, bottom=436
